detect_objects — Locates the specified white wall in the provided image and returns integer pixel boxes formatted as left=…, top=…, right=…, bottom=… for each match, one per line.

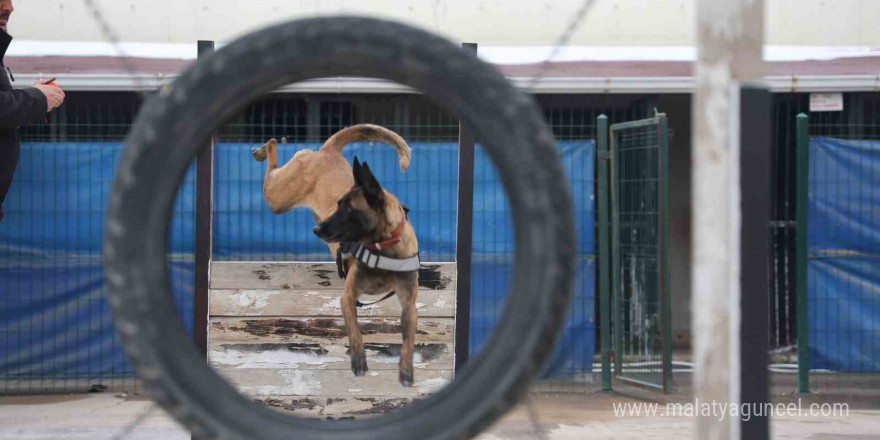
left=6, top=0, right=880, bottom=46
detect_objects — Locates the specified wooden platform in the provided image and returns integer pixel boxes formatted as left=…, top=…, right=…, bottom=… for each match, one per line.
left=208, top=261, right=456, bottom=418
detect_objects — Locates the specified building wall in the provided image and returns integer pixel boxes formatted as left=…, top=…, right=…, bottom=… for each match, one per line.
left=7, top=0, right=880, bottom=46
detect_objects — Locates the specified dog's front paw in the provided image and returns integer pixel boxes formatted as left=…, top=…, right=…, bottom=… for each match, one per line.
left=399, top=368, right=414, bottom=387
left=351, top=355, right=369, bottom=377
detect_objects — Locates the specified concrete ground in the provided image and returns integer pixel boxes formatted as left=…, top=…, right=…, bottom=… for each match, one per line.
left=2, top=389, right=879, bottom=440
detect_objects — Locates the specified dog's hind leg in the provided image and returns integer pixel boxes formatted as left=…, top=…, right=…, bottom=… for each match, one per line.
left=396, top=273, right=419, bottom=387
left=342, top=271, right=368, bottom=376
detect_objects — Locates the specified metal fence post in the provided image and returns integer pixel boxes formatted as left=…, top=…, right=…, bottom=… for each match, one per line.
left=796, top=112, right=810, bottom=394
left=597, top=115, right=612, bottom=391
left=192, top=39, right=215, bottom=440
left=454, top=42, right=477, bottom=373
left=610, top=127, right=622, bottom=377
left=194, top=40, right=215, bottom=357
left=658, top=114, right=673, bottom=394
left=740, top=86, right=772, bottom=439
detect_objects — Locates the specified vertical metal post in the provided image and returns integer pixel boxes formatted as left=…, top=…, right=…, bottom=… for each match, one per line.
left=454, top=42, right=477, bottom=373
left=795, top=113, right=810, bottom=394
left=597, top=115, right=612, bottom=391
left=194, top=40, right=214, bottom=358
left=306, top=96, right=321, bottom=142
left=693, top=0, right=764, bottom=438
left=610, top=128, right=622, bottom=376
left=658, top=114, right=673, bottom=394
left=740, top=86, right=772, bottom=439
left=192, top=39, right=215, bottom=440
left=394, top=97, right=410, bottom=139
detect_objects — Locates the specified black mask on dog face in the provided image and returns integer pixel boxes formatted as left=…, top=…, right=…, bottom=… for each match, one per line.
left=313, top=157, right=384, bottom=243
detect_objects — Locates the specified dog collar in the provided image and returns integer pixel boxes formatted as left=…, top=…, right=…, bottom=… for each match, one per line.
left=364, top=207, right=408, bottom=251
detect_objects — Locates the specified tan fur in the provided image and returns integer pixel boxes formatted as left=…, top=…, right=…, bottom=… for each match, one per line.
left=253, top=124, right=419, bottom=386
left=253, top=124, right=411, bottom=221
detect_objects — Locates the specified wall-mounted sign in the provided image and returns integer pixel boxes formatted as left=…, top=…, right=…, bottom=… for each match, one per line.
left=810, top=93, right=844, bottom=112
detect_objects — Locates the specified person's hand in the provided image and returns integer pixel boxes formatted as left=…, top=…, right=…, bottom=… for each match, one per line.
left=33, top=81, right=65, bottom=112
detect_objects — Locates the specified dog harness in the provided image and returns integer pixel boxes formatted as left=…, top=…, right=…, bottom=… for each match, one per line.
left=335, top=206, right=420, bottom=307
left=337, top=241, right=421, bottom=275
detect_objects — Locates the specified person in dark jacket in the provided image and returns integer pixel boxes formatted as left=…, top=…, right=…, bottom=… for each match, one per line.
left=0, top=0, right=65, bottom=222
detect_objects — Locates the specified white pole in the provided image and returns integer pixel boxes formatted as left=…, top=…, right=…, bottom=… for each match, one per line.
left=693, top=1, right=764, bottom=439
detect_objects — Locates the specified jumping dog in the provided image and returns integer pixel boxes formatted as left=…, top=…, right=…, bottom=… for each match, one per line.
left=252, top=125, right=420, bottom=386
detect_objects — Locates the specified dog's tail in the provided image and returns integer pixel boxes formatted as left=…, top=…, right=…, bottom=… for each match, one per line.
left=319, top=124, right=412, bottom=171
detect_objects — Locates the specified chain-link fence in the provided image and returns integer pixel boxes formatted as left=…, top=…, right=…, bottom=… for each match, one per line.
left=1, top=92, right=192, bottom=394
left=794, top=95, right=880, bottom=399
left=769, top=93, right=880, bottom=401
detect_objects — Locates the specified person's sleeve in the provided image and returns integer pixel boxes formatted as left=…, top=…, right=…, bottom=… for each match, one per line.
left=0, top=87, right=47, bottom=129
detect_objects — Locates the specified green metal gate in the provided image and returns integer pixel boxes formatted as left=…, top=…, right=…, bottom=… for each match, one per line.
left=605, top=113, right=673, bottom=393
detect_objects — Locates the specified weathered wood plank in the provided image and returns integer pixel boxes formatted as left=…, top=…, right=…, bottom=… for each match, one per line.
left=210, top=288, right=455, bottom=317
left=209, top=262, right=456, bottom=291
left=219, top=368, right=452, bottom=398
left=210, top=317, right=454, bottom=344
left=209, top=341, right=453, bottom=371
left=208, top=262, right=458, bottom=413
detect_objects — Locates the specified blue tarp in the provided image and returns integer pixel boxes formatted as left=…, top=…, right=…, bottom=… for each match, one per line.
left=214, top=141, right=596, bottom=378
left=0, top=142, right=195, bottom=380
left=1, top=140, right=595, bottom=381
left=807, top=137, right=880, bottom=372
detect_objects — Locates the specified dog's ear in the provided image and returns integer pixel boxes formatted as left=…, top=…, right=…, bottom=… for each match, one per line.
left=358, top=161, right=384, bottom=209
left=352, top=157, right=363, bottom=186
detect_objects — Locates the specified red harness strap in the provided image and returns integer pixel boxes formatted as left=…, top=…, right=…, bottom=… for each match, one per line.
left=364, top=217, right=407, bottom=251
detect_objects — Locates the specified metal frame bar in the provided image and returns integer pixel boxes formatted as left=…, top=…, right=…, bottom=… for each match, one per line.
left=610, top=118, right=662, bottom=131
left=597, top=114, right=612, bottom=391
left=192, top=40, right=214, bottom=440
left=194, top=40, right=214, bottom=358
left=610, top=124, right=623, bottom=377
left=454, top=42, right=477, bottom=373
left=618, top=375, right=665, bottom=391
left=740, top=85, right=772, bottom=439
left=795, top=112, right=810, bottom=394
left=658, top=114, right=673, bottom=394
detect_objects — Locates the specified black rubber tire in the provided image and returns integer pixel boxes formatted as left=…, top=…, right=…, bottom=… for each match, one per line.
left=104, top=16, right=575, bottom=440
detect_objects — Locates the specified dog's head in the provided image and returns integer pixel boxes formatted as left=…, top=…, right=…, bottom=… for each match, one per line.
left=313, top=157, right=386, bottom=243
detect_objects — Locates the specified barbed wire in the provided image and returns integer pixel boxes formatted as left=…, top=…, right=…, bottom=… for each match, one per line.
left=526, top=0, right=599, bottom=92
left=82, top=0, right=147, bottom=96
